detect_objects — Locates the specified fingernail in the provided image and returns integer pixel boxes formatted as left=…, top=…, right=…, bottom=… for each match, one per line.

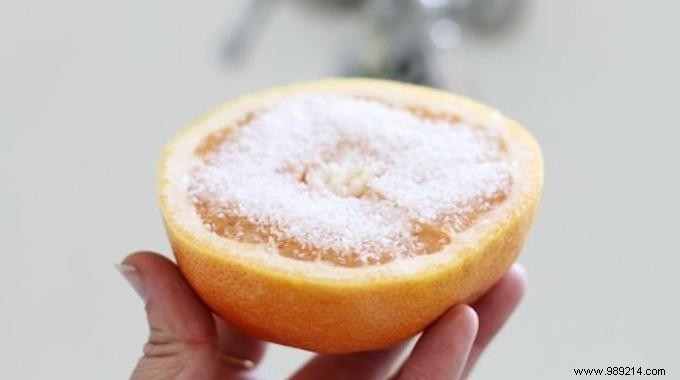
left=116, top=263, right=148, bottom=302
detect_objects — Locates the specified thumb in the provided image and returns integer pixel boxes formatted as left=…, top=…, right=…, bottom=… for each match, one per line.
left=118, top=251, right=220, bottom=380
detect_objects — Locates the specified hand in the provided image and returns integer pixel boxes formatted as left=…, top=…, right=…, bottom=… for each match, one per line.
left=118, top=252, right=526, bottom=380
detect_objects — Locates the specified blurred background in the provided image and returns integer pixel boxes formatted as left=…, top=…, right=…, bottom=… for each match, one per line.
left=1, top=0, right=679, bottom=379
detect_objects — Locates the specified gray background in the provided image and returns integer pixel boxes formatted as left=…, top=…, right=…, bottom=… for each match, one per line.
left=1, top=1, right=678, bottom=379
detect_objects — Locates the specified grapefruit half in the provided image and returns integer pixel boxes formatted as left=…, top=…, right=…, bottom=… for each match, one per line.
left=158, top=79, right=543, bottom=353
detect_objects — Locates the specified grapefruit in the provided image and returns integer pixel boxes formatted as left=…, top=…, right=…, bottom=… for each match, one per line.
left=158, top=79, right=543, bottom=353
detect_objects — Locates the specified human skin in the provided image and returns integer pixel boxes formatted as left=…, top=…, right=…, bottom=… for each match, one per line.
left=118, top=251, right=526, bottom=380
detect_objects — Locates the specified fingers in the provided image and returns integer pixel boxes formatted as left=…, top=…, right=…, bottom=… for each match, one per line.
left=121, top=252, right=218, bottom=347
left=119, top=251, right=221, bottom=379
left=120, top=251, right=268, bottom=379
left=462, top=264, right=527, bottom=379
left=291, top=342, right=408, bottom=380
left=397, top=305, right=478, bottom=380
